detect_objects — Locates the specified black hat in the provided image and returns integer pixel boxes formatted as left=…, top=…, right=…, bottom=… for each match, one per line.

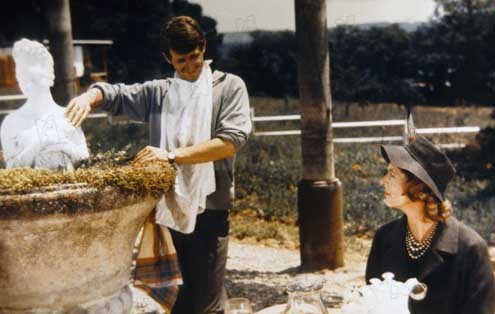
left=380, top=136, right=456, bottom=202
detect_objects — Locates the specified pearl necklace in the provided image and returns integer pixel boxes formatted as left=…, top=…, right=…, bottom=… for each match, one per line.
left=406, top=222, right=438, bottom=260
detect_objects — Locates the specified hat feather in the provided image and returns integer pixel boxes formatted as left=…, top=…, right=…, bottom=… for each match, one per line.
left=406, top=106, right=416, bottom=143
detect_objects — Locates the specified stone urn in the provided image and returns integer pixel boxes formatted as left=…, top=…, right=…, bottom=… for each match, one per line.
left=0, top=183, right=160, bottom=314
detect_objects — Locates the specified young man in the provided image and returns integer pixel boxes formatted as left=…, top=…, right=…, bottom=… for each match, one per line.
left=64, top=16, right=252, bottom=314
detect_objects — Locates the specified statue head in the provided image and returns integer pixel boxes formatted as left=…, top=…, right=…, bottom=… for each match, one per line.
left=12, top=39, right=55, bottom=98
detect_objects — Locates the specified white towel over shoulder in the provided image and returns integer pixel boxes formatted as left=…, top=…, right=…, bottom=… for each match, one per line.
left=155, top=60, right=216, bottom=233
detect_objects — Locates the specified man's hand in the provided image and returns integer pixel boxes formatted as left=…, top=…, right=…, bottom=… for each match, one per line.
left=133, top=146, right=168, bottom=164
left=64, top=88, right=102, bottom=127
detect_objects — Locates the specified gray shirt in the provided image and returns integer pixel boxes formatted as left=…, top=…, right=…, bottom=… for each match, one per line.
left=91, top=70, right=252, bottom=210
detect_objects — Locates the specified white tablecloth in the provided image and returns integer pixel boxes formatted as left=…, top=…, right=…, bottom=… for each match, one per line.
left=256, top=304, right=341, bottom=314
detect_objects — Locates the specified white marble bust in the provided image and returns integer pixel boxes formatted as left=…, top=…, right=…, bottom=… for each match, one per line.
left=0, top=38, right=89, bottom=170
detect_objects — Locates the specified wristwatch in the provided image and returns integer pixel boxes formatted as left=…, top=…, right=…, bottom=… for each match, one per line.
left=167, top=151, right=176, bottom=165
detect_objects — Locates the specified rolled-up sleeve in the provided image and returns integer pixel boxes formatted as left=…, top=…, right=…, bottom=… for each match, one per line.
left=215, top=75, right=252, bottom=151
left=90, top=80, right=164, bottom=123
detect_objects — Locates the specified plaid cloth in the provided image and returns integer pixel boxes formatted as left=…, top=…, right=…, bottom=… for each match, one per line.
left=133, top=209, right=183, bottom=313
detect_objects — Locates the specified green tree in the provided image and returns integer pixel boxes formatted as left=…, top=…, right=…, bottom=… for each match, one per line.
left=429, top=0, right=495, bottom=104
left=329, top=24, right=420, bottom=105
left=221, top=31, right=298, bottom=98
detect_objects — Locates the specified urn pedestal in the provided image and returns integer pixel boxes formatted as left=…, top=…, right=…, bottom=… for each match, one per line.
left=0, top=183, right=159, bottom=314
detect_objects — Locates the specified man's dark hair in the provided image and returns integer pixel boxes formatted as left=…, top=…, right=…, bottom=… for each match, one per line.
left=160, top=16, right=206, bottom=59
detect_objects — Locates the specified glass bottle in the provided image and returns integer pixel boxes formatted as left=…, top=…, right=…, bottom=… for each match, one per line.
left=282, top=276, right=329, bottom=314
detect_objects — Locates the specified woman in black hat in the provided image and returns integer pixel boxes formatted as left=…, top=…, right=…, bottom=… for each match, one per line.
left=365, top=135, right=495, bottom=314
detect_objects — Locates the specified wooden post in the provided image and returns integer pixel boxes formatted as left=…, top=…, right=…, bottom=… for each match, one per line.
left=295, top=0, right=344, bottom=270
left=43, top=0, right=76, bottom=106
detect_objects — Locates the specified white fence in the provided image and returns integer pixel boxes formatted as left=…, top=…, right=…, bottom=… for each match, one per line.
left=250, top=109, right=480, bottom=148
left=0, top=95, right=481, bottom=147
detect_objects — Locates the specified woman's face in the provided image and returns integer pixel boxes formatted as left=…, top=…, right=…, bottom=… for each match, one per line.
left=380, top=165, right=411, bottom=209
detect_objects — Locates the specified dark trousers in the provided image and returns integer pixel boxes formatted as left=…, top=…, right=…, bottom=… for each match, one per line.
left=170, top=210, right=230, bottom=314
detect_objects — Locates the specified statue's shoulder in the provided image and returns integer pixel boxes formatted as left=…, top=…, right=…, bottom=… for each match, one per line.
left=1, top=110, right=20, bottom=128
left=0, top=110, right=23, bottom=140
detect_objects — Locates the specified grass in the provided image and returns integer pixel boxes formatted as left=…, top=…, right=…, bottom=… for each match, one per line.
left=235, top=98, right=495, bottom=247
left=230, top=209, right=299, bottom=249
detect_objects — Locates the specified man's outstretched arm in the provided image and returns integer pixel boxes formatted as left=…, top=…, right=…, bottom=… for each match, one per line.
left=133, top=138, right=235, bottom=165
left=174, top=138, right=235, bottom=164
left=65, top=80, right=165, bottom=127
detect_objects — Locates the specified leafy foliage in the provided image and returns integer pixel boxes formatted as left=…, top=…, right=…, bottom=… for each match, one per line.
left=221, top=31, right=298, bottom=98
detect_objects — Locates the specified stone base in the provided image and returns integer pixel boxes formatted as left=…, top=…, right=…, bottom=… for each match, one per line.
left=78, top=285, right=133, bottom=314
left=130, top=287, right=164, bottom=314
left=0, top=286, right=133, bottom=314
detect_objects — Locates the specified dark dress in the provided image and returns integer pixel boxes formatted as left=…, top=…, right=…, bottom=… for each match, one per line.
left=365, top=215, right=495, bottom=314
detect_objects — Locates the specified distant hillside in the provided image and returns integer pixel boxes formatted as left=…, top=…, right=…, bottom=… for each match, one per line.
left=219, top=22, right=426, bottom=57
left=352, top=22, right=426, bottom=32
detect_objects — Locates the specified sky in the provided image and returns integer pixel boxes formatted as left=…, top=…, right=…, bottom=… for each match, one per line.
left=189, top=0, right=437, bottom=33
